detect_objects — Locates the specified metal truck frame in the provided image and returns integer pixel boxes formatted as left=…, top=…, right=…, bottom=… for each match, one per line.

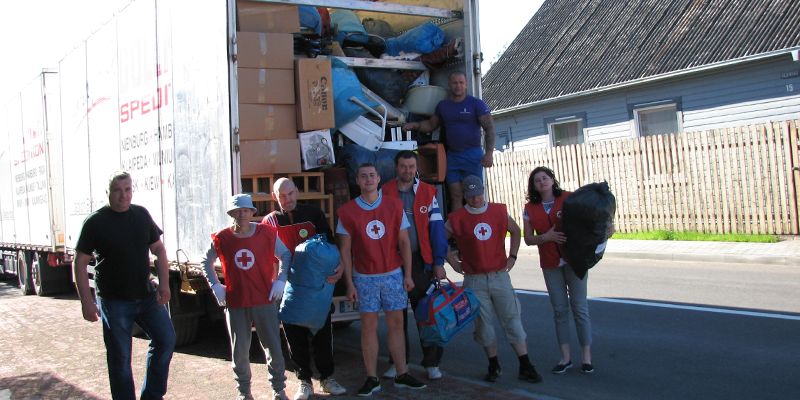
left=0, top=0, right=481, bottom=346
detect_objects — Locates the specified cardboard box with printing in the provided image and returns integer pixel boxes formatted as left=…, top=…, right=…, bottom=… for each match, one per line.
left=237, top=1, right=299, bottom=33
left=239, top=104, right=296, bottom=140
left=295, top=58, right=334, bottom=131
left=237, top=32, right=294, bottom=69
left=240, top=139, right=301, bottom=175
left=238, top=68, right=295, bottom=104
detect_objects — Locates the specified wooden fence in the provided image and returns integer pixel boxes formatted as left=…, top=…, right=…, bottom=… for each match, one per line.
left=485, top=120, right=800, bottom=235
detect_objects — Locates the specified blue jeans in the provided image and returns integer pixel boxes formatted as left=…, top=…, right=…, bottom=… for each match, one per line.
left=97, top=293, right=176, bottom=400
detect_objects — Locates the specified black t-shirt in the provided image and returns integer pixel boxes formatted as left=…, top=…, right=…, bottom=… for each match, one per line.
left=76, top=204, right=163, bottom=300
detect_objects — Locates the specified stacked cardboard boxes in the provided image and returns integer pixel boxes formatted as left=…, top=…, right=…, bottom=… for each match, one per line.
left=237, top=1, right=336, bottom=175
left=237, top=1, right=300, bottom=175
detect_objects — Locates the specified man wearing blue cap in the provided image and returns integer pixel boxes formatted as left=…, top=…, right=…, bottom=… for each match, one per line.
left=201, top=193, right=293, bottom=400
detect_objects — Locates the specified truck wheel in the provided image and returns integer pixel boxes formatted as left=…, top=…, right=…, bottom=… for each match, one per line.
left=171, top=313, right=199, bottom=347
left=16, top=251, right=34, bottom=295
left=32, top=252, right=48, bottom=296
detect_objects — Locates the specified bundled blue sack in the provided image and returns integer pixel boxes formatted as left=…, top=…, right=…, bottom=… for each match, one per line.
left=340, top=142, right=400, bottom=186
left=330, top=10, right=368, bottom=44
left=414, top=279, right=481, bottom=346
left=279, top=235, right=340, bottom=333
left=385, top=22, right=445, bottom=56
left=331, top=58, right=378, bottom=128
left=299, top=6, right=322, bottom=35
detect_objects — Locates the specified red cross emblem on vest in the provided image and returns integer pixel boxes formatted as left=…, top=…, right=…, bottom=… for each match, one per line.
left=366, top=220, right=386, bottom=240
left=234, top=248, right=256, bottom=270
left=473, top=222, right=492, bottom=241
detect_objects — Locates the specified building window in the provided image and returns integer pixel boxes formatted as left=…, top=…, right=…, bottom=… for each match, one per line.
left=545, top=113, right=586, bottom=147
left=631, top=99, right=682, bottom=136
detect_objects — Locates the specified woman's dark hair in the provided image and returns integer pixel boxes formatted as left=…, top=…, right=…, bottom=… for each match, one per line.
left=526, top=166, right=563, bottom=204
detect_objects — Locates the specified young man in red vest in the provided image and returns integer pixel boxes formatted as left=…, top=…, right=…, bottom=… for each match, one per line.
left=201, top=194, right=292, bottom=400
left=381, top=150, right=448, bottom=380
left=445, top=175, right=543, bottom=384
left=337, top=163, right=427, bottom=396
left=262, top=178, right=347, bottom=399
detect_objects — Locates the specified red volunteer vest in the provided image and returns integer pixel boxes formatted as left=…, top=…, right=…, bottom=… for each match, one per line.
left=382, top=178, right=437, bottom=265
left=338, top=196, right=404, bottom=275
left=524, top=191, right=570, bottom=269
left=448, top=203, right=509, bottom=274
left=212, top=224, right=278, bottom=308
left=274, top=221, right=316, bottom=256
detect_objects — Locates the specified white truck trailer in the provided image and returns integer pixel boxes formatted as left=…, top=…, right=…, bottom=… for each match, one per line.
left=0, top=0, right=482, bottom=346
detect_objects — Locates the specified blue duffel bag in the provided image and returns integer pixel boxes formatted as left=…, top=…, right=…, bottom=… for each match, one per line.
left=414, top=279, right=481, bottom=346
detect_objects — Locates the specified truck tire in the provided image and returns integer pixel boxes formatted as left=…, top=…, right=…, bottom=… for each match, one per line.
left=17, top=251, right=34, bottom=295
left=32, top=252, right=48, bottom=296
left=171, top=313, right=199, bottom=347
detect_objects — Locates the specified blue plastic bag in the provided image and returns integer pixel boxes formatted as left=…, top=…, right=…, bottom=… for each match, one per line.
left=331, top=59, right=378, bottom=128
left=299, top=6, right=322, bottom=35
left=330, top=10, right=368, bottom=44
left=385, top=22, right=445, bottom=56
left=340, top=142, right=400, bottom=186
left=279, top=235, right=340, bottom=333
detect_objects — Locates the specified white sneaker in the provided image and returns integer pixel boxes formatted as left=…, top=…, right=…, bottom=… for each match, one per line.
left=272, top=390, right=289, bottom=400
left=382, top=365, right=397, bottom=379
left=321, top=377, right=347, bottom=395
left=237, top=393, right=255, bottom=400
left=426, top=366, right=443, bottom=380
left=294, top=381, right=313, bottom=400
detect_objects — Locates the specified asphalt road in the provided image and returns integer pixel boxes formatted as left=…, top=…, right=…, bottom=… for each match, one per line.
left=1, top=255, right=798, bottom=400
left=335, top=255, right=800, bottom=400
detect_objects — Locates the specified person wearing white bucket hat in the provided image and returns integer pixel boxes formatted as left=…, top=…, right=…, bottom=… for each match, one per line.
left=201, top=193, right=293, bottom=400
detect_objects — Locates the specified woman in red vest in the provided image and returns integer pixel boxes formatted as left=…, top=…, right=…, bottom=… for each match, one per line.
left=522, top=166, right=593, bottom=375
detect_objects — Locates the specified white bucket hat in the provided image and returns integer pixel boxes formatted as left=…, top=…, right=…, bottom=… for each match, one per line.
left=227, top=194, right=257, bottom=216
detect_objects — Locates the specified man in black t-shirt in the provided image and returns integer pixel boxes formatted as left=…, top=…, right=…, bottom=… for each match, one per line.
left=262, top=178, right=346, bottom=398
left=73, top=171, right=176, bottom=400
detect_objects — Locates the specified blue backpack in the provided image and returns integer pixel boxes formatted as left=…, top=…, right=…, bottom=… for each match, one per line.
left=414, top=279, right=481, bottom=346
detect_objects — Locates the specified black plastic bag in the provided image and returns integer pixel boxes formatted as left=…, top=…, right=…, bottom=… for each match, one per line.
left=561, top=181, right=616, bottom=279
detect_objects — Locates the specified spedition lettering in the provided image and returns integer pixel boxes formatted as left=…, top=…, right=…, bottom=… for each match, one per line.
left=119, top=83, right=171, bottom=123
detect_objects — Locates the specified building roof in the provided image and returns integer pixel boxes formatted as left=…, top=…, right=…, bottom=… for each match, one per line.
left=481, top=0, right=800, bottom=113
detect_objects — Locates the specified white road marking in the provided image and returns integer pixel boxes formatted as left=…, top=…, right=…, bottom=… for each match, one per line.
left=515, top=289, right=800, bottom=321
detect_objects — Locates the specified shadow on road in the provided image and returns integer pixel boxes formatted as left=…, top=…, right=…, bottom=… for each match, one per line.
left=0, top=372, right=104, bottom=400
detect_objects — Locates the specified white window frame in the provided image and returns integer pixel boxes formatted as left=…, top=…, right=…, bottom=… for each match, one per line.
left=545, top=113, right=586, bottom=147
left=631, top=100, right=683, bottom=137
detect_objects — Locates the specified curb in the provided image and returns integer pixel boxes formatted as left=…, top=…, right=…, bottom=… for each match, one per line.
left=600, top=251, right=797, bottom=266
left=506, top=239, right=799, bottom=266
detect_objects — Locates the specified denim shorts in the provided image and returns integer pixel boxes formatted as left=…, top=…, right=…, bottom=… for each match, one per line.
left=446, top=147, right=484, bottom=185
left=353, top=268, right=408, bottom=313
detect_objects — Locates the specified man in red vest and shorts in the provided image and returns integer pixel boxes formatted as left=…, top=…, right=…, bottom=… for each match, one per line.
left=337, top=163, right=427, bottom=396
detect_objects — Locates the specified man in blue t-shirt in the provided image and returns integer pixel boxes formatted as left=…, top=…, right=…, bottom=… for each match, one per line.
left=403, top=71, right=496, bottom=212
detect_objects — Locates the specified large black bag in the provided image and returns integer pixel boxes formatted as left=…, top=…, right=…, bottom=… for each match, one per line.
left=561, top=181, right=616, bottom=279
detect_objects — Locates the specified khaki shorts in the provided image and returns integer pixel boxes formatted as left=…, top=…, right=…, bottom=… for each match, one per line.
left=463, top=271, right=527, bottom=347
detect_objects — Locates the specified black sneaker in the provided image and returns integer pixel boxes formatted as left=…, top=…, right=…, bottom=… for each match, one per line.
left=357, top=377, right=381, bottom=397
left=551, top=361, right=573, bottom=374
left=519, top=365, right=543, bottom=383
left=581, top=363, right=595, bottom=374
left=484, top=366, right=502, bottom=382
left=394, top=373, right=427, bottom=390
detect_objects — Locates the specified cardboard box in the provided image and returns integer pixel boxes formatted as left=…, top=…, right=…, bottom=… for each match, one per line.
left=299, top=129, right=335, bottom=170
left=239, top=104, right=297, bottom=140
left=237, top=1, right=300, bottom=33
left=295, top=58, right=334, bottom=131
left=237, top=32, right=294, bottom=69
left=417, top=143, right=446, bottom=183
left=238, top=68, right=295, bottom=104
left=240, top=139, right=301, bottom=175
